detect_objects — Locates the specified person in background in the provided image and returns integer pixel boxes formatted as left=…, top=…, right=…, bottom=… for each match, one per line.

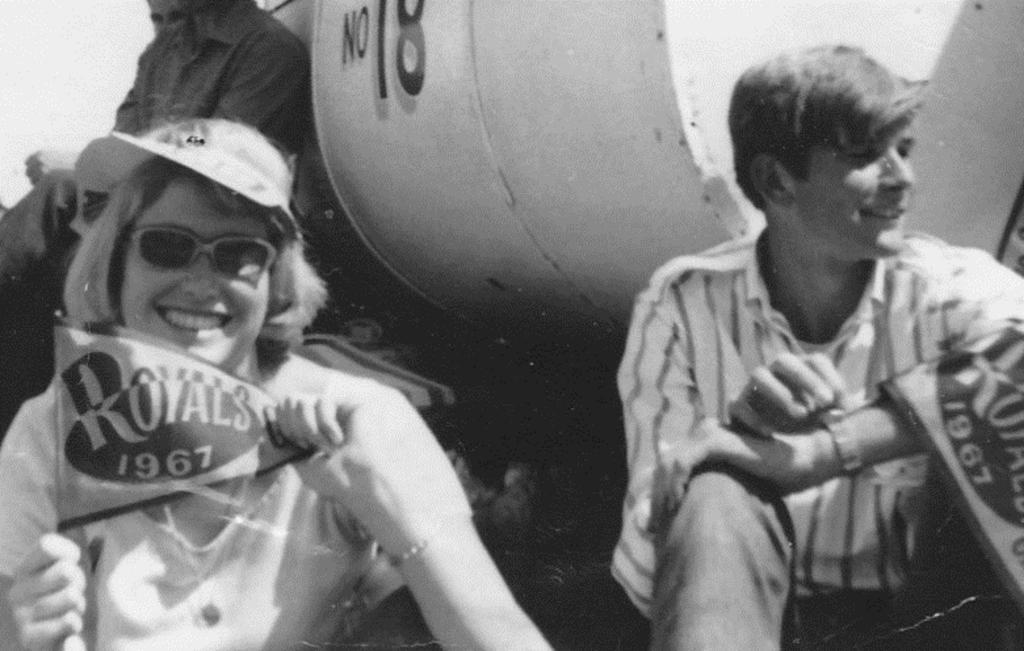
left=0, top=118, right=549, bottom=651
left=113, top=0, right=310, bottom=156
left=26, top=0, right=308, bottom=184
left=0, top=0, right=310, bottom=439
left=612, top=44, right=1024, bottom=648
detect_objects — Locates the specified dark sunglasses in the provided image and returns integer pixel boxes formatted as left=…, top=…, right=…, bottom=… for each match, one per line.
left=130, top=226, right=277, bottom=280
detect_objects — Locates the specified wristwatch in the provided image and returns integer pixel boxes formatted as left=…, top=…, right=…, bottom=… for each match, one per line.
left=822, top=408, right=863, bottom=476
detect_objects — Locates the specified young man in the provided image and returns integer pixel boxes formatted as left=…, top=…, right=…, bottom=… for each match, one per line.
left=612, top=45, right=1024, bottom=648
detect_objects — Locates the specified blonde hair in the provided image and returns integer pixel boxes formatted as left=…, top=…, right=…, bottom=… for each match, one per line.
left=64, top=120, right=327, bottom=373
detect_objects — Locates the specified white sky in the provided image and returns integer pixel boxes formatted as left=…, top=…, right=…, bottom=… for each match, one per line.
left=0, top=0, right=964, bottom=210
left=0, top=0, right=150, bottom=207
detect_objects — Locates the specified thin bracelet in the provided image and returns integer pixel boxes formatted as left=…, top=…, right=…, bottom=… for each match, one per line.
left=387, top=536, right=430, bottom=567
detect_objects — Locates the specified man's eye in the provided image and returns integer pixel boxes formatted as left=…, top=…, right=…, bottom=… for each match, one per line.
left=844, top=150, right=880, bottom=167
left=896, top=140, right=915, bottom=159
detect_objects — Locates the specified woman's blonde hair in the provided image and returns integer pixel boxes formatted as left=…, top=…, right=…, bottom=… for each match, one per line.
left=63, top=119, right=327, bottom=373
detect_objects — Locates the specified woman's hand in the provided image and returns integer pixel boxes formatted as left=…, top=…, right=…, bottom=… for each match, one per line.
left=269, top=372, right=551, bottom=650
left=8, top=533, right=86, bottom=651
left=268, top=378, right=472, bottom=557
left=728, top=352, right=850, bottom=435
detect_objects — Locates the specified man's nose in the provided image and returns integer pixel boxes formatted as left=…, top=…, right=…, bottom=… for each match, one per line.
left=881, top=149, right=914, bottom=188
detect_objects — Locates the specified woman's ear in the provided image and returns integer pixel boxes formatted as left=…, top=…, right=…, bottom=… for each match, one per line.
left=750, top=154, right=795, bottom=208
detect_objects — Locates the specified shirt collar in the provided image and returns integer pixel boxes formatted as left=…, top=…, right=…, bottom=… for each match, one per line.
left=865, top=255, right=888, bottom=307
left=190, top=0, right=260, bottom=45
left=743, top=229, right=771, bottom=310
left=745, top=236, right=770, bottom=311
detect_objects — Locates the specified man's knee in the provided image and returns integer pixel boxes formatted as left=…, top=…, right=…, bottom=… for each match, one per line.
left=15, top=170, right=77, bottom=212
left=655, top=468, right=792, bottom=595
left=650, top=469, right=793, bottom=649
left=0, top=171, right=78, bottom=279
left=668, top=467, right=792, bottom=553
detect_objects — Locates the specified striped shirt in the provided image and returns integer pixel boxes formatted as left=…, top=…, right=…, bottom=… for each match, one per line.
left=612, top=230, right=1024, bottom=616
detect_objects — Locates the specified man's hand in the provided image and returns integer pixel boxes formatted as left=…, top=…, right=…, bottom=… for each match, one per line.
left=728, top=353, right=850, bottom=435
left=7, top=534, right=86, bottom=651
left=24, top=150, right=79, bottom=186
left=648, top=418, right=734, bottom=530
left=676, top=419, right=838, bottom=494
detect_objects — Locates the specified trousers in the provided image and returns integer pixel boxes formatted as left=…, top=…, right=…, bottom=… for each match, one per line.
left=650, top=465, right=1022, bottom=650
left=650, top=465, right=793, bottom=650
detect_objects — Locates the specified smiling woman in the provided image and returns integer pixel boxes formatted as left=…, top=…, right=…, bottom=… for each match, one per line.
left=0, top=119, right=550, bottom=650
left=115, top=183, right=276, bottom=376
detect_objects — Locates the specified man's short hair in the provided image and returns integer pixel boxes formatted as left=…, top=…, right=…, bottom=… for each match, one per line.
left=729, top=44, right=924, bottom=209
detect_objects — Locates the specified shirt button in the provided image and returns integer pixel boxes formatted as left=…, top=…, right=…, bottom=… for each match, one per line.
left=200, top=603, right=221, bottom=627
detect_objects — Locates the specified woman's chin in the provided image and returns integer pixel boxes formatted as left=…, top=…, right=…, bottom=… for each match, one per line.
left=127, top=312, right=260, bottom=375
left=155, top=324, right=242, bottom=371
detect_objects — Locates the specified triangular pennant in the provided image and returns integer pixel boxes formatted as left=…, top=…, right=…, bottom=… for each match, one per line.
left=54, top=323, right=306, bottom=530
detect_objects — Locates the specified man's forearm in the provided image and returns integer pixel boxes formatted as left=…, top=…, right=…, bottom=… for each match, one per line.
left=713, top=395, right=924, bottom=493
left=830, top=394, right=924, bottom=468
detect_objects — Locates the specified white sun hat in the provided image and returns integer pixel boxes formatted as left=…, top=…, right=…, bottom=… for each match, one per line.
left=74, top=118, right=296, bottom=230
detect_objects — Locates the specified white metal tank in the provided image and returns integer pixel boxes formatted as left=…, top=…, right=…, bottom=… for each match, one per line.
left=271, top=0, right=1011, bottom=345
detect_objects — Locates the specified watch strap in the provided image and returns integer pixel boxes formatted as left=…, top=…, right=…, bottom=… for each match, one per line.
left=822, top=408, right=863, bottom=475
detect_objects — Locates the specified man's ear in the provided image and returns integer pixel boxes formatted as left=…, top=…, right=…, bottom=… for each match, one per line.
left=750, top=154, right=795, bottom=207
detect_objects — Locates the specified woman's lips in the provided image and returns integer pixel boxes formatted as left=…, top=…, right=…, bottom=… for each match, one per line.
left=157, top=306, right=230, bottom=331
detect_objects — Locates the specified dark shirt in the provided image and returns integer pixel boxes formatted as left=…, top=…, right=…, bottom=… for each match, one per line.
left=114, top=0, right=310, bottom=154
